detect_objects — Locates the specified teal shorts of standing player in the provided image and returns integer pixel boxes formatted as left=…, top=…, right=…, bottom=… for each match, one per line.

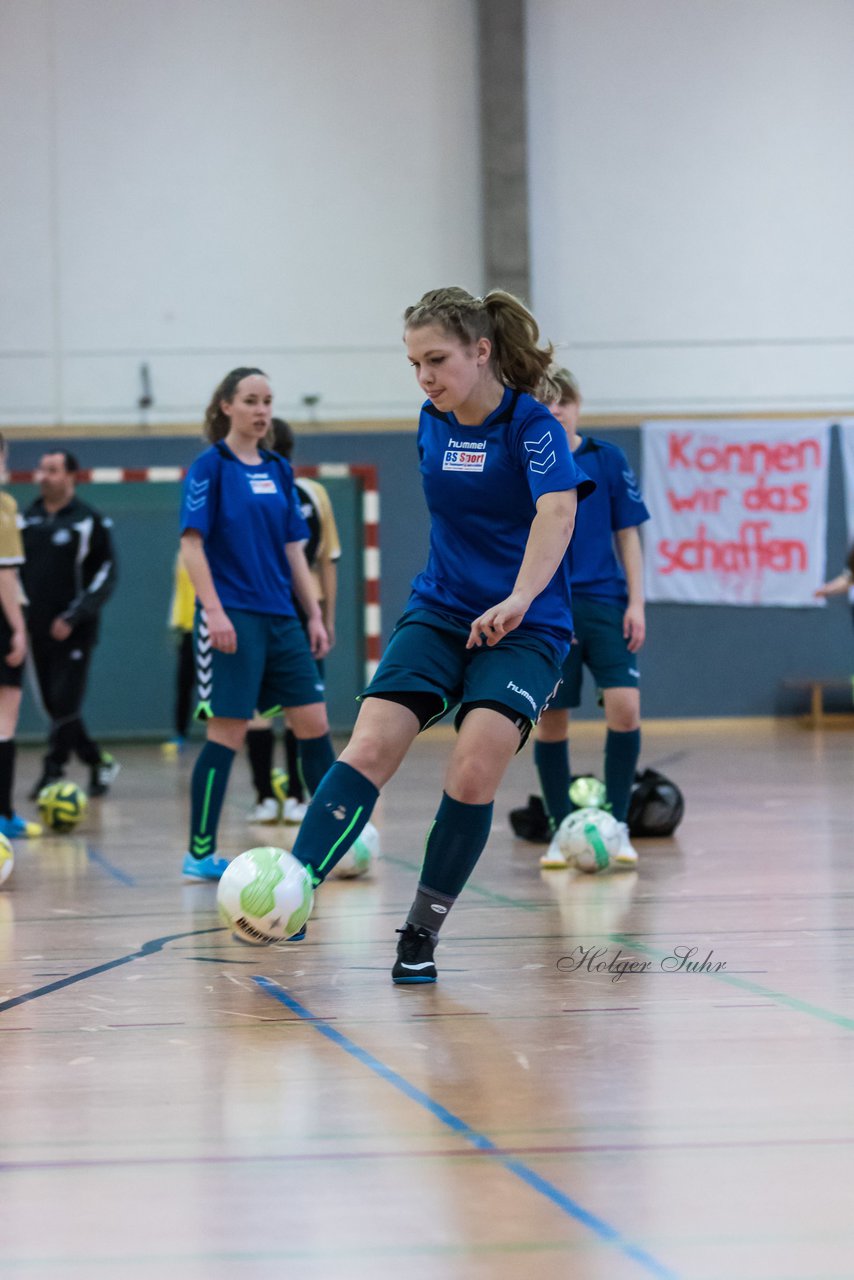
left=363, top=608, right=566, bottom=738
left=550, top=596, right=639, bottom=710
left=194, top=607, right=325, bottom=721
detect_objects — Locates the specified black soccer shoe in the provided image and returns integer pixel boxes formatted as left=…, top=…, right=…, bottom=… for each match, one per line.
left=392, top=924, right=438, bottom=985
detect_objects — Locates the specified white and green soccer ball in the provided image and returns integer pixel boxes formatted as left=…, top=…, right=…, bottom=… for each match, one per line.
left=329, top=821, right=379, bottom=880
left=557, top=807, right=622, bottom=874
left=217, top=846, right=314, bottom=944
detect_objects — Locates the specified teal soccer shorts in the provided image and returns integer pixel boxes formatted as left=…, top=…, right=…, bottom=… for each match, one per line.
left=194, top=607, right=325, bottom=721
left=551, top=597, right=639, bottom=710
left=363, top=608, right=565, bottom=735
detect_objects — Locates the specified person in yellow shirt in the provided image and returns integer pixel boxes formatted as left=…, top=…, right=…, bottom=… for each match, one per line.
left=162, top=551, right=196, bottom=757
left=0, top=433, right=41, bottom=845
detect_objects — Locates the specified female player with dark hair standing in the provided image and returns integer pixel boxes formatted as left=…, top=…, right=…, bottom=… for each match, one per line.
left=288, top=287, right=593, bottom=981
left=178, top=368, right=334, bottom=879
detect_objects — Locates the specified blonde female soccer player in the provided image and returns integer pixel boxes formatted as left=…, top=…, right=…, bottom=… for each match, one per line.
left=288, top=287, right=594, bottom=982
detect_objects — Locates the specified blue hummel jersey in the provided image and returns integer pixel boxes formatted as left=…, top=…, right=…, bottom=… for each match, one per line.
left=180, top=443, right=310, bottom=616
left=567, top=436, right=650, bottom=602
left=408, top=387, right=595, bottom=652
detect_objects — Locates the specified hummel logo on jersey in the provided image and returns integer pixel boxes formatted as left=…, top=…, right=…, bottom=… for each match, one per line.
left=524, top=430, right=556, bottom=475
left=623, top=468, right=644, bottom=503
left=186, top=477, right=209, bottom=511
left=443, top=436, right=486, bottom=473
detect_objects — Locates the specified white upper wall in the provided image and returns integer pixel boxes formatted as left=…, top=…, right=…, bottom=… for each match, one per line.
left=527, top=0, right=854, bottom=414
left=0, top=0, right=481, bottom=425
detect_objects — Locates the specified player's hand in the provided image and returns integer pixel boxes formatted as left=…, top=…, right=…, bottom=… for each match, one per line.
left=307, top=615, right=330, bottom=660
left=50, top=617, right=72, bottom=642
left=623, top=602, right=646, bottom=653
left=467, top=592, right=530, bottom=649
left=205, top=604, right=237, bottom=653
left=5, top=627, right=26, bottom=668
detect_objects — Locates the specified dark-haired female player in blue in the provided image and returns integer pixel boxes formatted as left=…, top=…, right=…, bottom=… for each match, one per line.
left=288, top=288, right=593, bottom=982
left=178, top=368, right=334, bottom=880
left=532, top=369, right=650, bottom=870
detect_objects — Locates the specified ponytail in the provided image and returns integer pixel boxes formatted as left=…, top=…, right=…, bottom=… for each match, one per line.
left=482, top=292, right=553, bottom=395
left=404, top=286, right=553, bottom=394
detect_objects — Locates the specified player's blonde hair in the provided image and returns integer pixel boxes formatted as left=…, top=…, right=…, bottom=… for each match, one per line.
left=403, top=287, right=553, bottom=395
left=537, top=365, right=581, bottom=406
left=203, top=367, right=268, bottom=442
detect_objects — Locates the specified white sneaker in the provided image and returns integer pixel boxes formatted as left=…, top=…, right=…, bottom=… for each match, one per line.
left=248, top=798, right=280, bottom=824
left=540, top=831, right=572, bottom=870
left=614, top=822, right=639, bottom=869
left=282, top=797, right=308, bottom=824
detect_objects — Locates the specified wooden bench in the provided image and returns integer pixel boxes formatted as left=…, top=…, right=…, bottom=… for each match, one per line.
left=782, top=677, right=854, bottom=728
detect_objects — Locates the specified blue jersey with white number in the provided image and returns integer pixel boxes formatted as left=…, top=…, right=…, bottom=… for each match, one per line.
left=179, top=442, right=309, bottom=615
left=409, top=387, right=595, bottom=652
left=567, top=436, right=649, bottom=602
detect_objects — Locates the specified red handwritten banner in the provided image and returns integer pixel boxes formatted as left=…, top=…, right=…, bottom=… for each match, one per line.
left=642, top=420, right=830, bottom=605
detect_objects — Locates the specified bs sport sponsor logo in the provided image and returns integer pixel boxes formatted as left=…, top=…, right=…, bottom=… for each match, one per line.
left=443, top=437, right=487, bottom=472
left=248, top=472, right=277, bottom=495
left=524, top=430, right=556, bottom=475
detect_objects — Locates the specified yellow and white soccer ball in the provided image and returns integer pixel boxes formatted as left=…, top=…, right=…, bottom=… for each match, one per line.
left=557, top=807, right=623, bottom=874
left=329, top=820, right=379, bottom=880
left=0, top=832, right=13, bottom=886
left=37, top=781, right=88, bottom=832
left=568, top=775, right=607, bottom=810
left=217, top=845, right=314, bottom=945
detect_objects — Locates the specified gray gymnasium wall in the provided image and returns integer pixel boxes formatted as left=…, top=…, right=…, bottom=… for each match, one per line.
left=10, top=427, right=853, bottom=741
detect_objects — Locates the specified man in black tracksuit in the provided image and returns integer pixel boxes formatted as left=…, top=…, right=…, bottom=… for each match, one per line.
left=21, top=451, right=119, bottom=799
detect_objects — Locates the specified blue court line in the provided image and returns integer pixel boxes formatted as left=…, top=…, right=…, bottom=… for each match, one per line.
left=254, top=976, right=682, bottom=1280
left=0, top=927, right=224, bottom=1015
left=86, top=844, right=137, bottom=886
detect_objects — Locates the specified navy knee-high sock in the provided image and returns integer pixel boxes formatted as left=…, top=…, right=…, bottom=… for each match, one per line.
left=189, top=740, right=235, bottom=859
left=291, top=760, right=378, bottom=882
left=246, top=727, right=275, bottom=801
left=604, top=728, right=641, bottom=822
left=406, top=793, right=493, bottom=935
left=0, top=739, right=15, bottom=819
left=297, top=733, right=336, bottom=796
left=533, top=739, right=571, bottom=832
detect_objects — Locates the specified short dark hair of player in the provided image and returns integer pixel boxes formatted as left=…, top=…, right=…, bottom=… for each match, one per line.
left=270, top=418, right=295, bottom=461
left=203, top=367, right=268, bottom=443
left=403, top=286, right=554, bottom=396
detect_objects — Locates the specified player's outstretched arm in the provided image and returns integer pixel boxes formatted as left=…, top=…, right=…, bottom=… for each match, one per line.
left=615, top=525, right=646, bottom=653
left=467, top=489, right=577, bottom=649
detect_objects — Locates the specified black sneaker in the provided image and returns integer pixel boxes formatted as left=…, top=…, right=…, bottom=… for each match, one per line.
left=29, top=767, right=64, bottom=802
left=508, top=794, right=551, bottom=843
left=89, top=753, right=120, bottom=798
left=392, top=924, right=438, bottom=985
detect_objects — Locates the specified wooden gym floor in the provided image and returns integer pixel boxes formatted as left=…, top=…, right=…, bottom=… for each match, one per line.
left=1, top=719, right=853, bottom=1280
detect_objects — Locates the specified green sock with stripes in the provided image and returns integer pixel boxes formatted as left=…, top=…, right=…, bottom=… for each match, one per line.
left=290, top=761, right=378, bottom=883
left=188, top=741, right=235, bottom=859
